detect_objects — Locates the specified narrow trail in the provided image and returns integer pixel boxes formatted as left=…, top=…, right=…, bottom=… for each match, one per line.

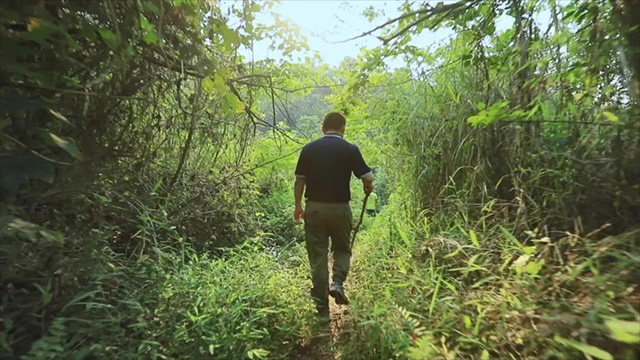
left=292, top=206, right=369, bottom=359
left=290, top=256, right=351, bottom=360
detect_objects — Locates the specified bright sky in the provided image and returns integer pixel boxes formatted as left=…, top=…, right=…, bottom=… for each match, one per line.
left=221, top=1, right=551, bottom=68
left=230, top=0, right=458, bottom=67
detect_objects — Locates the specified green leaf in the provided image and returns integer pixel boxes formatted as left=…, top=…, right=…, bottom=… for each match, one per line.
left=499, top=226, right=522, bottom=248
left=604, top=319, right=640, bottom=335
left=6, top=217, right=63, bottom=244
left=49, top=133, right=82, bottom=159
left=125, top=44, right=135, bottom=57
left=98, top=28, right=118, bottom=50
left=444, top=248, right=461, bottom=258
left=395, top=221, right=412, bottom=247
left=39, top=228, right=64, bottom=244
left=446, top=83, right=460, bottom=103
left=139, top=14, right=159, bottom=44
left=143, top=31, right=159, bottom=45
left=64, top=32, right=81, bottom=50
left=540, top=102, right=550, bottom=119
left=151, top=178, right=163, bottom=194
left=142, top=1, right=160, bottom=13
left=210, top=74, right=228, bottom=93
left=203, top=77, right=214, bottom=93
left=140, top=14, right=152, bottom=30
left=526, top=104, right=539, bottom=119
left=604, top=318, right=640, bottom=344
left=219, top=25, right=241, bottom=50
left=407, top=334, right=438, bottom=359
left=442, top=279, right=457, bottom=294
left=602, top=111, right=619, bottom=122
left=554, top=335, right=613, bottom=360
left=609, top=327, right=640, bottom=344
left=222, top=93, right=245, bottom=114
left=247, top=348, right=270, bottom=359
left=523, top=259, right=544, bottom=275
left=7, top=218, right=39, bottom=242
left=512, top=254, right=530, bottom=274
left=467, top=113, right=487, bottom=126
left=24, top=19, right=59, bottom=43
left=428, top=274, right=441, bottom=316
left=469, top=230, right=480, bottom=247
left=49, top=109, right=73, bottom=126
left=463, top=315, right=472, bottom=330
left=491, top=100, right=510, bottom=111
left=480, top=349, right=490, bottom=360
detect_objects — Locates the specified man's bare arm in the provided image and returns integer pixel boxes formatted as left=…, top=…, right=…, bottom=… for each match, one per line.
left=294, top=177, right=306, bottom=222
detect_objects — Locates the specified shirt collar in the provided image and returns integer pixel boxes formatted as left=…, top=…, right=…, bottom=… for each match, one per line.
left=322, top=132, right=343, bottom=139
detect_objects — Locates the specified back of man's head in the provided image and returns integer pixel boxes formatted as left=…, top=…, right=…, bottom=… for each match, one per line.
left=323, top=112, right=346, bottom=131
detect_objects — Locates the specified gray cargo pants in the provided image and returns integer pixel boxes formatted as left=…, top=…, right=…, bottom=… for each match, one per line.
left=303, top=201, right=352, bottom=311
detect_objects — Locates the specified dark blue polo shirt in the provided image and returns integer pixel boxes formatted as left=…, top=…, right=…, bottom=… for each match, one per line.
left=295, top=133, right=371, bottom=203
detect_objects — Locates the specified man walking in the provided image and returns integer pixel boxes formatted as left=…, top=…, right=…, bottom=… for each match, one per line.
left=294, top=112, right=374, bottom=321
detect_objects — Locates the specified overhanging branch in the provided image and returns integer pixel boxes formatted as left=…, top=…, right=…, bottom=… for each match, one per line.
left=333, top=1, right=472, bottom=45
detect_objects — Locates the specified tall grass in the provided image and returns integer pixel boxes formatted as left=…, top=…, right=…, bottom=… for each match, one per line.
left=339, top=193, right=639, bottom=360
left=11, top=231, right=314, bottom=359
left=135, top=240, right=314, bottom=359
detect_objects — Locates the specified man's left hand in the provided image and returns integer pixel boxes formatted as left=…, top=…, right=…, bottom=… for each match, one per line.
left=294, top=205, right=305, bottom=222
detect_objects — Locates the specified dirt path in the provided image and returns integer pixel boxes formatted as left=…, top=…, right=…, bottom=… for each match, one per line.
left=290, top=256, right=349, bottom=360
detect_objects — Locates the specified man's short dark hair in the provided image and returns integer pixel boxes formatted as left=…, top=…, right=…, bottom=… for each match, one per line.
left=323, top=112, right=346, bottom=130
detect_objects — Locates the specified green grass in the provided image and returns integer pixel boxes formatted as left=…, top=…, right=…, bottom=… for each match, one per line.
left=338, top=200, right=640, bottom=360
left=10, top=194, right=638, bottom=360
left=17, top=237, right=315, bottom=360
left=141, top=240, right=314, bottom=359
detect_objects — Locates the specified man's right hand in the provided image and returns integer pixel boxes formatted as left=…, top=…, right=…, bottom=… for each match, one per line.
left=362, top=173, right=374, bottom=195
left=294, top=205, right=305, bottom=222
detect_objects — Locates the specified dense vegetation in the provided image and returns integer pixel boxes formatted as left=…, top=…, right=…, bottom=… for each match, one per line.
left=1, top=0, right=638, bottom=359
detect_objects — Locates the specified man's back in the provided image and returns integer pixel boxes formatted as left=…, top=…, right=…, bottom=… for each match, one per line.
left=295, top=134, right=371, bottom=203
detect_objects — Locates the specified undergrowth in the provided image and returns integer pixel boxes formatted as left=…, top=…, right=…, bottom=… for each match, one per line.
left=10, top=237, right=313, bottom=360
left=142, top=240, right=314, bottom=359
left=341, top=195, right=640, bottom=360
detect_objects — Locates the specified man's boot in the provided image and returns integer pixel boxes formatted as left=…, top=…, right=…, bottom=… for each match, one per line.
left=317, top=306, right=330, bottom=324
left=329, top=282, right=349, bottom=305
left=315, top=299, right=331, bottom=324
left=313, top=293, right=331, bottom=323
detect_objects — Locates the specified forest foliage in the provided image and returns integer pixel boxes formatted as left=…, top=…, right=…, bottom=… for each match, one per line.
left=1, top=0, right=639, bottom=359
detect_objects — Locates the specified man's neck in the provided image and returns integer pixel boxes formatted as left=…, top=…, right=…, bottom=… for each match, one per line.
left=322, top=132, right=343, bottom=138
